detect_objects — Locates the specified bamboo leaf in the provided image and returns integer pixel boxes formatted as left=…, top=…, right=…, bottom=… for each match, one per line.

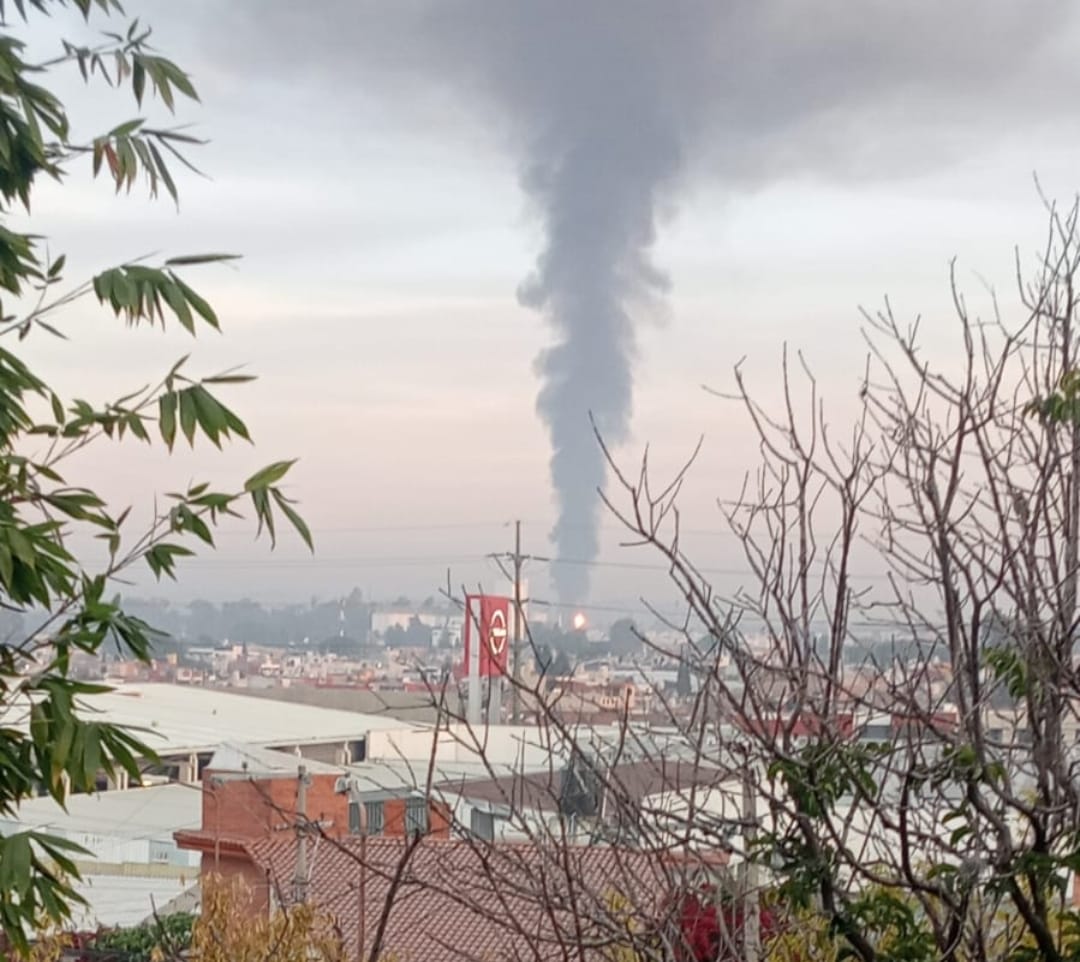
left=244, top=459, right=296, bottom=492
left=158, top=391, right=177, bottom=450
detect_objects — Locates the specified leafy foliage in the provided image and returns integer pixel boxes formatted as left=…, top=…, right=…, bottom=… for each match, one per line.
left=189, top=875, right=344, bottom=962
left=1025, top=367, right=1080, bottom=426
left=669, top=884, right=782, bottom=962
left=0, top=0, right=311, bottom=950
left=68, top=912, right=194, bottom=961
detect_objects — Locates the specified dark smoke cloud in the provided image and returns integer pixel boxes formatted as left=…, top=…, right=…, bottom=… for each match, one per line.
left=414, top=5, right=718, bottom=607
left=199, top=0, right=1078, bottom=605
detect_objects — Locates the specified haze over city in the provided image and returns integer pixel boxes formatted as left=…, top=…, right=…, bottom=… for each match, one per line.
left=11, top=2, right=1080, bottom=958
left=12, top=0, right=1080, bottom=612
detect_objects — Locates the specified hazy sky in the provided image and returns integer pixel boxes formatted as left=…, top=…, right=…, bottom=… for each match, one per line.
left=12, top=2, right=1080, bottom=620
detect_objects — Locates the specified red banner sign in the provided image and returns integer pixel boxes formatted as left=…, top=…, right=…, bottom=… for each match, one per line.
left=464, top=594, right=511, bottom=677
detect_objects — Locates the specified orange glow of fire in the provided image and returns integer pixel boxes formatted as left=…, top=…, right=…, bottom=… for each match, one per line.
left=572, top=612, right=587, bottom=631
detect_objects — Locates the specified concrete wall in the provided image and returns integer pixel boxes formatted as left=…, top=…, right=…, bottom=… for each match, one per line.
left=0, top=819, right=199, bottom=869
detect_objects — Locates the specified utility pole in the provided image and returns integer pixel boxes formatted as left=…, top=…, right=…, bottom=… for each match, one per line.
left=293, top=765, right=310, bottom=905
left=511, top=520, right=524, bottom=724
left=357, top=794, right=367, bottom=962
left=488, top=521, right=530, bottom=725
left=466, top=595, right=482, bottom=727
left=742, top=765, right=760, bottom=962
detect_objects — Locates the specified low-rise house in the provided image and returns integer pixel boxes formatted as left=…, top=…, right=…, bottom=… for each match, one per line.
left=178, top=763, right=674, bottom=962
left=175, top=749, right=452, bottom=900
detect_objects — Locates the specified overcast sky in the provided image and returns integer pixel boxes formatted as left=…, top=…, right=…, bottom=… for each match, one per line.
left=12, top=2, right=1080, bottom=619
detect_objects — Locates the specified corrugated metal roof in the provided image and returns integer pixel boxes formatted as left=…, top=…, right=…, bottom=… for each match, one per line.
left=6, top=782, right=201, bottom=838
left=60, top=683, right=426, bottom=755
left=207, top=743, right=348, bottom=777
left=434, top=759, right=732, bottom=815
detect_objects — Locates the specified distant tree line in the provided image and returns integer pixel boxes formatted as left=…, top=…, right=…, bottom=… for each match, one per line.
left=116, top=588, right=374, bottom=652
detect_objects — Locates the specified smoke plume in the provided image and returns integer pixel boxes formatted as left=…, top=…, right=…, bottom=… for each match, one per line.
left=418, top=4, right=717, bottom=607
left=407, top=1, right=1066, bottom=608
left=219, top=0, right=1076, bottom=607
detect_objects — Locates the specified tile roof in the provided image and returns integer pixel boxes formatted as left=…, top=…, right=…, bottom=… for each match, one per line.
left=249, top=834, right=672, bottom=961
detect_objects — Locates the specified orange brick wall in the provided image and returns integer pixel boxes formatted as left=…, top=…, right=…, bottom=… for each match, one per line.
left=201, top=852, right=273, bottom=914
left=382, top=798, right=452, bottom=838
left=201, top=770, right=350, bottom=841
left=380, top=803, right=451, bottom=837
left=181, top=775, right=453, bottom=922
left=431, top=800, right=452, bottom=838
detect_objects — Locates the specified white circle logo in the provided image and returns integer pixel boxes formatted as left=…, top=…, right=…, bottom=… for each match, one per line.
left=488, top=608, right=508, bottom=657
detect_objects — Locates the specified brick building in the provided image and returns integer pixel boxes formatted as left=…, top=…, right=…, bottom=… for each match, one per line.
left=174, top=760, right=674, bottom=960
left=246, top=833, right=666, bottom=960
left=175, top=764, right=451, bottom=914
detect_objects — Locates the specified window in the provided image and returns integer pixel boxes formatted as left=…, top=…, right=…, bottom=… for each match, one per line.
left=148, top=840, right=173, bottom=864
left=470, top=808, right=495, bottom=841
left=366, top=800, right=385, bottom=835
left=405, top=797, right=429, bottom=836
left=349, top=800, right=384, bottom=836
left=861, top=724, right=891, bottom=742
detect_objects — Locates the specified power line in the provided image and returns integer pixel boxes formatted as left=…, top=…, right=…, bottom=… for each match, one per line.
left=532, top=556, right=895, bottom=582
left=75, top=555, right=490, bottom=570
left=211, top=521, right=510, bottom=536
left=201, top=519, right=744, bottom=539
left=90, top=552, right=896, bottom=583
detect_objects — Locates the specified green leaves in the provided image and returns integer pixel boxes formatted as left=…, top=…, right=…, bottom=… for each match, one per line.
left=0, top=3, right=312, bottom=949
left=130, top=52, right=200, bottom=111
left=272, top=488, right=314, bottom=552
left=768, top=739, right=877, bottom=821
left=90, top=911, right=196, bottom=961
left=0, top=35, right=67, bottom=208
left=1026, top=366, right=1080, bottom=427
left=158, top=382, right=251, bottom=451
left=92, top=262, right=234, bottom=332
left=244, top=459, right=298, bottom=492
left=144, top=542, right=194, bottom=580
left=159, top=389, right=177, bottom=448
left=984, top=643, right=1029, bottom=700
left=0, top=225, right=40, bottom=295
left=243, top=460, right=313, bottom=550
left=0, top=830, right=88, bottom=955
left=0, top=515, right=77, bottom=608
left=59, top=17, right=198, bottom=115
left=1, top=0, right=123, bottom=24
left=91, top=124, right=205, bottom=204
left=155, top=460, right=315, bottom=555
left=844, top=889, right=938, bottom=962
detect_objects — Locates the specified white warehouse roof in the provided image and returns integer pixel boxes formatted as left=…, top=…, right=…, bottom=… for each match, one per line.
left=69, top=683, right=426, bottom=756
left=5, top=781, right=200, bottom=840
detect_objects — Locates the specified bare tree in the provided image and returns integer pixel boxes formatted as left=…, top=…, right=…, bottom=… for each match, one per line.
left=200, top=200, right=1080, bottom=962
left=561, top=196, right=1080, bottom=962
left=411, top=198, right=1080, bottom=962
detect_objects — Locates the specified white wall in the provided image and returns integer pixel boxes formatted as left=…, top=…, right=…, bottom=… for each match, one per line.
left=0, top=818, right=200, bottom=868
